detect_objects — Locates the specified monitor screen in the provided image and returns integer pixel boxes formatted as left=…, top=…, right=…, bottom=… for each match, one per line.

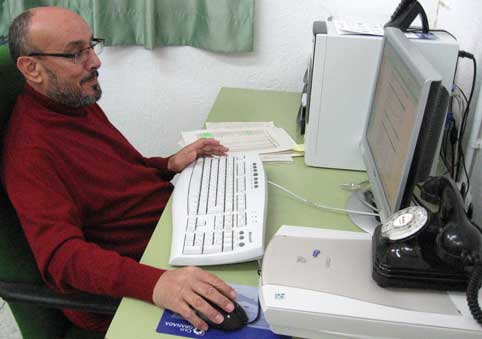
left=361, top=27, right=449, bottom=221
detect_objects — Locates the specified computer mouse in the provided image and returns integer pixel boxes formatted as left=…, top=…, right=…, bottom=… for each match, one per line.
left=196, top=299, right=248, bottom=331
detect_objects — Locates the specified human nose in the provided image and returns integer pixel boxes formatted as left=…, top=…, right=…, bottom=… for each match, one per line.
left=86, top=49, right=102, bottom=70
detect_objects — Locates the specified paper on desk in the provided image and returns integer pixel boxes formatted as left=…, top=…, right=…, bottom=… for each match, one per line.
left=260, top=149, right=304, bottom=162
left=181, top=127, right=297, bottom=155
left=334, top=18, right=384, bottom=36
left=156, top=284, right=290, bottom=339
left=292, top=144, right=305, bottom=153
left=206, top=121, right=275, bottom=130
left=260, top=154, right=294, bottom=162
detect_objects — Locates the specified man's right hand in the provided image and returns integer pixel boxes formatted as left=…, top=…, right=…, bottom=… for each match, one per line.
left=152, top=266, right=237, bottom=331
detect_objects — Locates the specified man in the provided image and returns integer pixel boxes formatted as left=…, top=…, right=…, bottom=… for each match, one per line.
left=2, top=6, right=236, bottom=333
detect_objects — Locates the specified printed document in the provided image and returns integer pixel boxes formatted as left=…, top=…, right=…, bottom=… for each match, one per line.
left=206, top=121, right=275, bottom=130
left=181, top=127, right=296, bottom=155
left=334, top=18, right=384, bottom=36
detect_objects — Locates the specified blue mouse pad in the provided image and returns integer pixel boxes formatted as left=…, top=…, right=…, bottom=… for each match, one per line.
left=156, top=284, right=290, bottom=339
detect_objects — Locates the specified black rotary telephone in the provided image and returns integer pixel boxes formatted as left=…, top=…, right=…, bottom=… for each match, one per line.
left=372, top=176, right=482, bottom=325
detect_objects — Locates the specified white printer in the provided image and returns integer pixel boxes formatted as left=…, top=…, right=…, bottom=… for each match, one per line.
left=302, top=21, right=458, bottom=170
left=259, top=226, right=482, bottom=339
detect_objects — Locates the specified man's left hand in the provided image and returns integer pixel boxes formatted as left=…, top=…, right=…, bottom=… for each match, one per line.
left=168, top=138, right=228, bottom=173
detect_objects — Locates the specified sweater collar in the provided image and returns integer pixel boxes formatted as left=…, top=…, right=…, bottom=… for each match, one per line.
left=24, top=84, right=88, bottom=116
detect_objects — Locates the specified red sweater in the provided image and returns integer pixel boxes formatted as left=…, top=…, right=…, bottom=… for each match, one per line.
left=1, top=85, right=174, bottom=331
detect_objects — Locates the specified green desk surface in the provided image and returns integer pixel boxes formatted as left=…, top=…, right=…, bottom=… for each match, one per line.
left=106, top=87, right=367, bottom=339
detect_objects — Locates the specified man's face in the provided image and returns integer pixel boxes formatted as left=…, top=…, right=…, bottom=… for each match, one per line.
left=43, top=59, right=102, bottom=108
left=30, top=12, right=102, bottom=108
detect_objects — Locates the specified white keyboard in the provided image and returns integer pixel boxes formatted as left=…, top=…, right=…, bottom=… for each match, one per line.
left=169, top=153, right=267, bottom=266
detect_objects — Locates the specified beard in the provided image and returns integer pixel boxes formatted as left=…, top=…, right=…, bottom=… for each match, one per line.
left=44, top=68, right=102, bottom=108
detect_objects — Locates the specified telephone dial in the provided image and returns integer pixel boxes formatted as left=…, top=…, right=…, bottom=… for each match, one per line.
left=372, top=176, right=482, bottom=325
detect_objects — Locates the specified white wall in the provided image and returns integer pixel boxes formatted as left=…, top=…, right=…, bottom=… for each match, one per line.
left=97, top=0, right=482, bottom=195
left=97, top=0, right=403, bottom=157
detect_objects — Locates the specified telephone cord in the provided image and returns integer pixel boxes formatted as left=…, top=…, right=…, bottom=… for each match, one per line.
left=466, top=262, right=482, bottom=325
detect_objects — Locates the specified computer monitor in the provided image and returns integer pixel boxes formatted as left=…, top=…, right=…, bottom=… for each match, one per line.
left=360, top=27, right=449, bottom=222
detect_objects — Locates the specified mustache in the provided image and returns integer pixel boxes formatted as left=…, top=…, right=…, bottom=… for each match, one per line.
left=80, top=70, right=99, bottom=84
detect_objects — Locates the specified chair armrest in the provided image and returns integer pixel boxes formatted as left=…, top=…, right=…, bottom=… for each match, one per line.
left=0, top=281, right=120, bottom=314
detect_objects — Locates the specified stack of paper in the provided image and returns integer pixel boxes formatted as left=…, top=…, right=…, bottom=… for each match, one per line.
left=179, top=122, right=303, bottom=162
left=334, top=17, right=384, bottom=36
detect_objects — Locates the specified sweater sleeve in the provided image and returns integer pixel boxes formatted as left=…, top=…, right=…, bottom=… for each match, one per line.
left=144, top=156, right=177, bottom=181
left=3, top=148, right=163, bottom=302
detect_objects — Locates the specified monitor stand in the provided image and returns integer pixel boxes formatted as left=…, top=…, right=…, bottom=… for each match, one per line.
left=345, top=189, right=380, bottom=234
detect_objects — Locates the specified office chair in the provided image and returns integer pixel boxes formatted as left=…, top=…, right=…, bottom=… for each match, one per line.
left=0, top=44, right=119, bottom=339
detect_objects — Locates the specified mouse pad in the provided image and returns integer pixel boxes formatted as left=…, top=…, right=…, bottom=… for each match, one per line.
left=156, top=284, right=290, bottom=338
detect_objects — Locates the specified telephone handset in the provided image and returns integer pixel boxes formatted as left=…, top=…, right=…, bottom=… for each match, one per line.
left=385, top=0, right=429, bottom=33
left=372, top=176, right=482, bottom=325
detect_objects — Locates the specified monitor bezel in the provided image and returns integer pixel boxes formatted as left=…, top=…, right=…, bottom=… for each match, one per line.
left=360, top=27, right=443, bottom=221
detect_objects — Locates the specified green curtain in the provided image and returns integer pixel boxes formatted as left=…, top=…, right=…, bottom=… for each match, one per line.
left=0, top=0, right=254, bottom=52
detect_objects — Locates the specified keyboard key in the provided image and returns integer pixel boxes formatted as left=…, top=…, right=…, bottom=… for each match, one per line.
left=196, top=215, right=214, bottom=228
left=214, top=231, right=223, bottom=245
left=224, top=214, right=233, bottom=228
left=184, top=245, right=202, bottom=255
left=204, top=245, right=222, bottom=254
left=185, top=233, right=195, bottom=246
left=237, top=195, right=246, bottom=211
left=223, top=234, right=233, bottom=252
left=186, top=217, right=196, bottom=232
left=214, top=215, right=224, bottom=230
left=237, top=213, right=247, bottom=227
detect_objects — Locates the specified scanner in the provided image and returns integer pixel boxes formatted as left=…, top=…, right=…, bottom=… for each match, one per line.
left=259, top=226, right=482, bottom=338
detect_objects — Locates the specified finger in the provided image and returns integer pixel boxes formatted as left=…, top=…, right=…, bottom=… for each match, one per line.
left=198, top=270, right=237, bottom=300
left=199, top=138, right=222, bottom=146
left=193, top=282, right=235, bottom=313
left=185, top=293, right=224, bottom=326
left=176, top=302, right=209, bottom=332
left=198, top=145, right=229, bottom=156
left=212, top=145, right=229, bottom=154
left=197, top=139, right=228, bottom=152
left=190, top=138, right=221, bottom=150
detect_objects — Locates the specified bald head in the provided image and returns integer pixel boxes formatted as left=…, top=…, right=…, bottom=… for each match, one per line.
left=9, top=7, right=102, bottom=108
left=8, top=7, right=89, bottom=62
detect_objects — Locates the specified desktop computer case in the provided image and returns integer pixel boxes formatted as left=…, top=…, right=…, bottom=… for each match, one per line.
left=303, top=21, right=458, bottom=171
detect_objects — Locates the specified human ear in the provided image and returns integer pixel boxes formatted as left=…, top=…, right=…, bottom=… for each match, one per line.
left=16, top=56, right=43, bottom=84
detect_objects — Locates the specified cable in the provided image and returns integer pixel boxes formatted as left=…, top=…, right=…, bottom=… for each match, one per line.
left=440, top=115, right=453, bottom=177
left=440, top=85, right=468, bottom=180
left=248, top=261, right=263, bottom=326
left=451, top=85, right=468, bottom=180
left=247, top=299, right=261, bottom=325
left=268, top=181, right=380, bottom=217
left=459, top=147, right=471, bottom=196
left=459, top=59, right=476, bottom=140
left=455, top=51, right=477, bottom=185
left=455, top=84, right=469, bottom=105
left=466, top=262, right=482, bottom=325
left=256, top=258, right=262, bottom=277
left=354, top=191, right=379, bottom=212
left=338, top=180, right=370, bottom=192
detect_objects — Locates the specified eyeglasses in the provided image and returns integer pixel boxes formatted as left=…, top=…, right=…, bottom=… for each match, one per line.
left=28, top=38, right=105, bottom=64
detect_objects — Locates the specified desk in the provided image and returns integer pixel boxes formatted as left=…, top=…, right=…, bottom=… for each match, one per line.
left=106, top=87, right=367, bottom=339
